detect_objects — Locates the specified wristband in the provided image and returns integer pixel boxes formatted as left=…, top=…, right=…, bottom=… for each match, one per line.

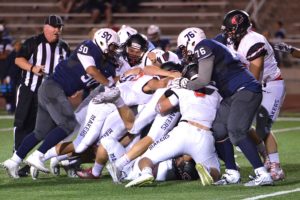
left=30, top=65, right=34, bottom=72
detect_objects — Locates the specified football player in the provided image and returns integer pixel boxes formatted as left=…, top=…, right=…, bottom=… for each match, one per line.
left=219, top=10, right=285, bottom=181
left=169, top=27, right=273, bottom=186
left=125, top=64, right=221, bottom=187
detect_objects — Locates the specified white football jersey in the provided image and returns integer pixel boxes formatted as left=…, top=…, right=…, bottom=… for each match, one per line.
left=229, top=30, right=281, bottom=83
left=117, top=74, right=154, bottom=106
left=171, top=86, right=221, bottom=128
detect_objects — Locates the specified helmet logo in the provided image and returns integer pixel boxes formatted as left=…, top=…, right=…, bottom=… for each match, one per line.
left=101, top=31, right=112, bottom=43
left=231, top=14, right=244, bottom=25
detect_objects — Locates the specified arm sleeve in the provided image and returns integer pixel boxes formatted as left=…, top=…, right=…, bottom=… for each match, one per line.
left=186, top=55, right=215, bottom=90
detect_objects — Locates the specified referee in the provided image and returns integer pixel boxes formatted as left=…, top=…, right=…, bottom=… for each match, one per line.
left=14, top=15, right=70, bottom=176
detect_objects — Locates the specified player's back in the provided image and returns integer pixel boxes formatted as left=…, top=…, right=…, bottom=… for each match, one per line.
left=195, top=39, right=261, bottom=98
left=172, top=86, right=221, bottom=128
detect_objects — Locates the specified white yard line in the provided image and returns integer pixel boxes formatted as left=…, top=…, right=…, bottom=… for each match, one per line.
left=0, top=128, right=13, bottom=132
left=0, top=115, right=14, bottom=119
left=273, top=127, right=300, bottom=133
left=242, top=188, right=300, bottom=200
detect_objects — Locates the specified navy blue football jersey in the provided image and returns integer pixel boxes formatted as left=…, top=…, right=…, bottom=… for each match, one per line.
left=52, top=40, right=116, bottom=96
left=194, top=39, right=261, bottom=97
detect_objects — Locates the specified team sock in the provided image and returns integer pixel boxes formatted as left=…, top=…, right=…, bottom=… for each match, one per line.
left=237, top=136, right=263, bottom=169
left=92, top=162, right=103, bottom=177
left=141, top=167, right=153, bottom=176
left=16, top=132, right=40, bottom=159
left=38, top=127, right=68, bottom=154
left=116, top=154, right=131, bottom=170
left=269, top=152, right=280, bottom=163
left=215, top=139, right=238, bottom=170
left=43, top=147, right=58, bottom=161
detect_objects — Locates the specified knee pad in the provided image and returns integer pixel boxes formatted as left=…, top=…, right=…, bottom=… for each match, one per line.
left=256, top=106, right=272, bottom=140
left=212, top=121, right=228, bottom=142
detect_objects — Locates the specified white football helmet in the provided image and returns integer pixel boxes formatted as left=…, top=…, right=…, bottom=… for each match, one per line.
left=117, top=25, right=138, bottom=45
left=177, top=27, right=206, bottom=55
left=93, top=28, right=120, bottom=55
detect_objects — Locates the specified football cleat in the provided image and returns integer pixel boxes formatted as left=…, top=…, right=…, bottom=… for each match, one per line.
left=50, top=157, right=60, bottom=176
left=30, top=166, right=39, bottom=180
left=92, top=87, right=120, bottom=104
left=25, top=152, right=50, bottom=173
left=106, top=162, right=122, bottom=184
left=195, top=163, right=213, bottom=186
left=1, top=159, right=20, bottom=179
left=125, top=173, right=154, bottom=188
left=214, top=169, right=241, bottom=185
left=270, top=162, right=285, bottom=181
left=18, top=165, right=30, bottom=177
left=244, top=169, right=274, bottom=187
left=76, top=168, right=100, bottom=179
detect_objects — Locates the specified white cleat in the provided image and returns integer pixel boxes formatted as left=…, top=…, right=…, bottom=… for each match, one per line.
left=30, top=166, right=39, bottom=180
left=244, top=169, right=274, bottom=187
left=25, top=152, right=50, bottom=173
left=92, top=87, right=120, bottom=104
left=125, top=173, right=154, bottom=188
left=1, top=159, right=20, bottom=179
left=195, top=163, right=213, bottom=186
left=106, top=162, right=122, bottom=184
left=50, top=157, right=60, bottom=176
left=214, top=169, right=241, bottom=185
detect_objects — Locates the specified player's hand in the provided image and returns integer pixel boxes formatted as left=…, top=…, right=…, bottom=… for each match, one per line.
left=168, top=77, right=188, bottom=89
left=274, top=42, right=292, bottom=53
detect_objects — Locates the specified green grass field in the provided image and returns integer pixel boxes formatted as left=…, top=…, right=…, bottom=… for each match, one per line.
left=0, top=115, right=300, bottom=200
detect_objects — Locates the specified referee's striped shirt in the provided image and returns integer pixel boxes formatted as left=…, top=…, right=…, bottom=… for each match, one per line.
left=17, top=33, right=70, bottom=92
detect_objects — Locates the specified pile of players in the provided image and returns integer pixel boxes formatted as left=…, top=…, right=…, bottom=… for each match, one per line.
left=1, top=10, right=286, bottom=187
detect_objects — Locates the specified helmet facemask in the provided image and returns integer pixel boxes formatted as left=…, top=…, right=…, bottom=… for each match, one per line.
left=124, top=34, right=148, bottom=66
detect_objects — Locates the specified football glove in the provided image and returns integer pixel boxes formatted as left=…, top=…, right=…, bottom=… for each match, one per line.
left=274, top=42, right=293, bottom=53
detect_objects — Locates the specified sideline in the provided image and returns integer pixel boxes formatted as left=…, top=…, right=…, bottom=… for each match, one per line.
left=242, top=188, right=300, bottom=200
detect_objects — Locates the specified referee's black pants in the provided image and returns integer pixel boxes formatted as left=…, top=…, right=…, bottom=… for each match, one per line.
left=13, top=84, right=38, bottom=151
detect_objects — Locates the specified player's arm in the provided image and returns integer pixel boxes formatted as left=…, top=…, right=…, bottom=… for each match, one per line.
left=291, top=47, right=300, bottom=58
left=142, top=77, right=171, bottom=93
left=247, top=42, right=266, bottom=81
left=143, top=65, right=181, bottom=78
left=274, top=42, right=300, bottom=58
left=77, top=48, right=114, bottom=87
left=186, top=46, right=215, bottom=91
left=85, top=65, right=113, bottom=86
left=156, top=89, right=179, bottom=115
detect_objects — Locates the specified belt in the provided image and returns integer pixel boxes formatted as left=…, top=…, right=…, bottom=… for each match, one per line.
left=274, top=75, right=283, bottom=81
left=180, top=120, right=210, bottom=131
left=263, top=75, right=283, bottom=87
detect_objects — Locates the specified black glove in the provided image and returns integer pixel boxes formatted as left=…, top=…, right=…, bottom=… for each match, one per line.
left=274, top=42, right=293, bottom=53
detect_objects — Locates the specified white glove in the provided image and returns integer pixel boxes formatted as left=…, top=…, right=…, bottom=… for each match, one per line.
left=274, top=42, right=293, bottom=53
left=168, top=77, right=189, bottom=89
